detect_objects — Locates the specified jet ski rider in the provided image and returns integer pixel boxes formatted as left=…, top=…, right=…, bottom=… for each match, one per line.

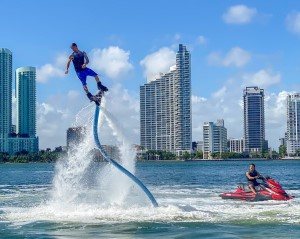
left=246, top=163, right=262, bottom=194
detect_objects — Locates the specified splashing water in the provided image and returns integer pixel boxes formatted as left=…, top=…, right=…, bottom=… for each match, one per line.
left=50, top=104, right=95, bottom=205
left=50, top=98, right=142, bottom=208
left=95, top=99, right=142, bottom=206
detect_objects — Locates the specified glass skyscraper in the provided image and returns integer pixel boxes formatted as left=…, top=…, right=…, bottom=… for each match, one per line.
left=0, top=48, right=12, bottom=139
left=140, top=44, right=191, bottom=155
left=243, top=86, right=266, bottom=153
left=16, top=67, right=37, bottom=137
left=0, top=48, right=13, bottom=152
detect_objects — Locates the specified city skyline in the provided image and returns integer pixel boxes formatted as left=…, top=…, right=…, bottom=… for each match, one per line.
left=0, top=46, right=299, bottom=152
left=1, top=1, right=300, bottom=149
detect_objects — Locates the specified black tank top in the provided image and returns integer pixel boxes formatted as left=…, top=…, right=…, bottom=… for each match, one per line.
left=72, top=51, right=85, bottom=72
left=247, top=170, right=258, bottom=182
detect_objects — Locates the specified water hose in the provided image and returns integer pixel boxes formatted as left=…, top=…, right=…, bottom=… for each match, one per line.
left=93, top=105, right=158, bottom=207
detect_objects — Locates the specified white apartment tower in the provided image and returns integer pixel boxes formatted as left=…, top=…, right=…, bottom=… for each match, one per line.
left=140, top=44, right=191, bottom=155
left=203, top=119, right=227, bottom=159
left=286, top=93, right=300, bottom=156
left=228, top=138, right=245, bottom=153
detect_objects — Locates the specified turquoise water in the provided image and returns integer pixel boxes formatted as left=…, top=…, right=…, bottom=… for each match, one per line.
left=0, top=160, right=299, bottom=238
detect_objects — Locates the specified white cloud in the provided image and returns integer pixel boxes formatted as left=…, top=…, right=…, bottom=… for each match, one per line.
left=36, top=64, right=65, bottom=83
left=36, top=53, right=67, bottom=83
left=36, top=85, right=140, bottom=149
left=242, top=69, right=281, bottom=88
left=36, top=53, right=68, bottom=83
left=67, top=90, right=80, bottom=100
left=207, top=47, right=251, bottom=67
left=36, top=91, right=80, bottom=148
left=197, top=35, right=207, bottom=45
left=140, top=47, right=176, bottom=82
left=223, top=47, right=251, bottom=67
left=286, top=11, right=300, bottom=35
left=212, top=86, right=227, bottom=99
left=223, top=5, right=257, bottom=24
left=90, top=46, right=133, bottom=79
left=264, top=91, right=291, bottom=147
left=192, top=83, right=243, bottom=143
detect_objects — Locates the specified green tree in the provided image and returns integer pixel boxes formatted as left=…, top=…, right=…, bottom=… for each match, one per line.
left=181, top=151, right=191, bottom=160
left=194, top=151, right=203, bottom=159
left=279, top=145, right=287, bottom=158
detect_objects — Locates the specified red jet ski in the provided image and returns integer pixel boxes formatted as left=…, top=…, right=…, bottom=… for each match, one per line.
left=220, top=176, right=294, bottom=201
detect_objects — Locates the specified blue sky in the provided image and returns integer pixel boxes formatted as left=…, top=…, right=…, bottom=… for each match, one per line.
left=1, top=0, right=300, bottom=149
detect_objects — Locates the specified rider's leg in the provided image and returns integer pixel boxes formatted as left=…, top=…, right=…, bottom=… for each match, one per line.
left=249, top=184, right=257, bottom=194
left=83, top=85, right=94, bottom=101
left=83, top=85, right=89, bottom=93
left=95, top=75, right=100, bottom=83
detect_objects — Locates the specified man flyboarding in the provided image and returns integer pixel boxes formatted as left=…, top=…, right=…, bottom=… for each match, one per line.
left=65, top=43, right=108, bottom=104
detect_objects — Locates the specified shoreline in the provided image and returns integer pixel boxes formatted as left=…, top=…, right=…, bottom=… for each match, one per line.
left=1, top=158, right=300, bottom=164
left=139, top=158, right=300, bottom=162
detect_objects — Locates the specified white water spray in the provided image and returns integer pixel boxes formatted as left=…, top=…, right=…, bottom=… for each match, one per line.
left=50, top=98, right=140, bottom=208
left=50, top=104, right=95, bottom=205
left=95, top=98, right=140, bottom=205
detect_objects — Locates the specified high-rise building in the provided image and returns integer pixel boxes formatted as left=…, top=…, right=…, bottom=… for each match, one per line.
left=0, top=48, right=13, bottom=152
left=196, top=140, right=204, bottom=152
left=0, top=48, right=12, bottom=139
left=286, top=93, right=300, bottom=156
left=228, top=138, right=245, bottom=153
left=16, top=67, right=37, bottom=137
left=140, top=44, right=191, bottom=155
left=203, top=119, right=227, bottom=159
left=243, top=86, right=266, bottom=154
left=0, top=49, right=38, bottom=154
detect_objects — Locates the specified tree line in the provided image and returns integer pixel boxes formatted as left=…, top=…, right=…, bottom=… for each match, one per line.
left=138, top=150, right=282, bottom=160
left=0, top=149, right=66, bottom=163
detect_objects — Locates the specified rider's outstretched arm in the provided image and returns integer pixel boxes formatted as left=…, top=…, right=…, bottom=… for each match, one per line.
left=65, top=55, right=73, bottom=74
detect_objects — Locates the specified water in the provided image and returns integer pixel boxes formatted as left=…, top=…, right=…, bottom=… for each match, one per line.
left=0, top=160, right=299, bottom=238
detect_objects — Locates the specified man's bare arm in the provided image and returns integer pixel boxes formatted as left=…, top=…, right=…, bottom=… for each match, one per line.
left=246, top=172, right=257, bottom=180
left=82, top=52, right=89, bottom=68
left=65, top=55, right=73, bottom=74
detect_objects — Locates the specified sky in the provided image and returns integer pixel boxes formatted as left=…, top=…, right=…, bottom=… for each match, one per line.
left=1, top=0, right=300, bottom=149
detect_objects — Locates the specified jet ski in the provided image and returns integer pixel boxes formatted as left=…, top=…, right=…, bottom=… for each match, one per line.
left=220, top=176, right=294, bottom=201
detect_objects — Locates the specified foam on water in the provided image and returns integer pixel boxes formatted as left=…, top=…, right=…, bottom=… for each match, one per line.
left=2, top=186, right=300, bottom=225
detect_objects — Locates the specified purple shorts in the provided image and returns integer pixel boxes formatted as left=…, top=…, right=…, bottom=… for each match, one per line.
left=76, top=67, right=97, bottom=86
